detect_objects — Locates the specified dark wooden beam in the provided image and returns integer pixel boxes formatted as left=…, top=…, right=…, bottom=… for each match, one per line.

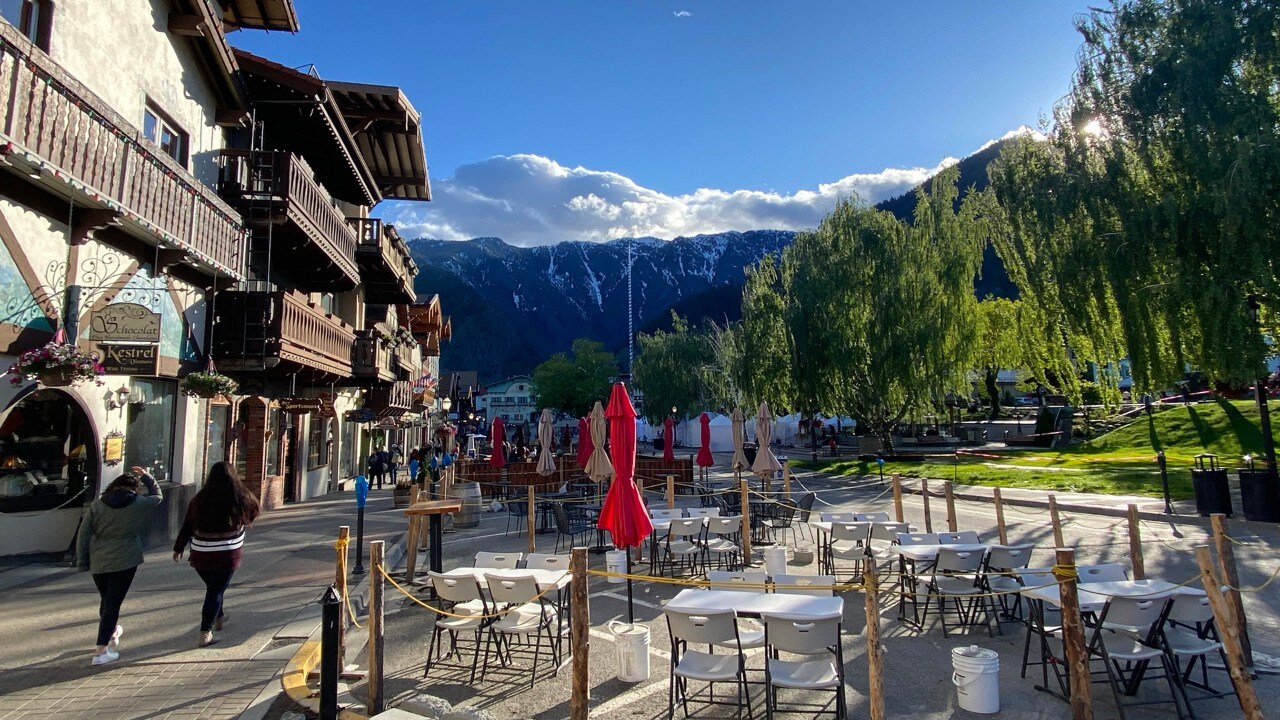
left=168, top=13, right=207, bottom=36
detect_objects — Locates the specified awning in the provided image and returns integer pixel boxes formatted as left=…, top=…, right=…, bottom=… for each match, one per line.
left=221, top=0, right=299, bottom=32
left=327, top=81, right=431, bottom=201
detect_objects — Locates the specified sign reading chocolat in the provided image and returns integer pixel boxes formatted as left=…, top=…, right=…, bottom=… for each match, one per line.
left=93, top=304, right=161, bottom=343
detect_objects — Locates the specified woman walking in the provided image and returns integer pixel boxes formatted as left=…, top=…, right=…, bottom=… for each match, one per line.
left=77, top=466, right=163, bottom=666
left=173, top=462, right=261, bottom=648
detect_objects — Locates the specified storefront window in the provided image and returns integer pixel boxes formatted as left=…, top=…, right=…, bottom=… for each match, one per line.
left=125, top=379, right=177, bottom=482
left=206, top=403, right=229, bottom=470
left=307, top=417, right=329, bottom=470
left=340, top=419, right=355, bottom=478
left=0, top=389, right=94, bottom=512
left=266, top=407, right=282, bottom=476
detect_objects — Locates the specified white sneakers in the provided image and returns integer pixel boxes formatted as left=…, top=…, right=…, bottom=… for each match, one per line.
left=91, top=648, right=119, bottom=666
left=110, top=625, right=123, bottom=648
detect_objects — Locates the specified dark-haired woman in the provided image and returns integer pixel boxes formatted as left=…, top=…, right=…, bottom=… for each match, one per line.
left=173, top=462, right=261, bottom=648
left=77, top=466, right=163, bottom=667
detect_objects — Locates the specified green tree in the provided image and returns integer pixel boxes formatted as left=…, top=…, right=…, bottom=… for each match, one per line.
left=973, top=298, right=1024, bottom=420
left=633, top=313, right=723, bottom=423
left=532, top=338, right=618, bottom=418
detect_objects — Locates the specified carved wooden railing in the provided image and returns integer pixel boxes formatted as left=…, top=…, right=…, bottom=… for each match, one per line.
left=218, top=150, right=358, bottom=283
left=0, top=24, right=244, bottom=277
left=348, top=217, right=417, bottom=301
left=212, top=290, right=353, bottom=377
left=352, top=332, right=396, bottom=383
left=274, top=290, right=353, bottom=377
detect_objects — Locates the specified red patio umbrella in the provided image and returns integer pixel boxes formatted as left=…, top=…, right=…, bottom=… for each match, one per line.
left=696, top=413, right=714, bottom=468
left=576, top=416, right=592, bottom=468
left=597, top=382, right=652, bottom=622
left=662, top=417, right=676, bottom=463
left=489, top=417, right=506, bottom=469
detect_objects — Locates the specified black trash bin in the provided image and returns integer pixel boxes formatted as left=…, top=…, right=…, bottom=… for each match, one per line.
left=1238, top=466, right=1280, bottom=522
left=744, top=444, right=758, bottom=466
left=1190, top=453, right=1232, bottom=517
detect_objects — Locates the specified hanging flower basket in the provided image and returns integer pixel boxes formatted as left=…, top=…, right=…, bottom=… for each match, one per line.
left=7, top=341, right=104, bottom=388
left=182, top=371, right=239, bottom=399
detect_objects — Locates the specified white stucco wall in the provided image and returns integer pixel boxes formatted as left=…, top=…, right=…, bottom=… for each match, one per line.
left=47, top=0, right=226, bottom=188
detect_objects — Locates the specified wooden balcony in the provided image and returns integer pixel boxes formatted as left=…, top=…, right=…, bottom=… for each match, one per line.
left=366, top=380, right=413, bottom=418
left=217, top=150, right=360, bottom=289
left=349, top=217, right=417, bottom=303
left=211, top=290, right=354, bottom=380
left=0, top=25, right=244, bottom=278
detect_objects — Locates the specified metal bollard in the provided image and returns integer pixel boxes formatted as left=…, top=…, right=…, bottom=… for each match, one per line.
left=320, top=584, right=341, bottom=720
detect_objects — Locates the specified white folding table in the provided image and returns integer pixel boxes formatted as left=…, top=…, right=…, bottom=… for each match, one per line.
left=666, top=588, right=844, bottom=618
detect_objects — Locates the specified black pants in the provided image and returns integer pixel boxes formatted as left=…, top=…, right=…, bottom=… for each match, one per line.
left=92, top=567, right=137, bottom=646
left=371, top=470, right=385, bottom=489
left=389, top=464, right=398, bottom=485
left=196, top=568, right=235, bottom=632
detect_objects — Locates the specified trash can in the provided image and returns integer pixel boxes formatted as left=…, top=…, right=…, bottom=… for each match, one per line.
left=605, top=549, right=628, bottom=584
left=450, top=481, right=482, bottom=528
left=1190, top=454, right=1232, bottom=517
left=608, top=621, right=651, bottom=682
left=744, top=445, right=758, bottom=466
left=951, top=645, right=1000, bottom=714
left=1238, top=467, right=1280, bottom=522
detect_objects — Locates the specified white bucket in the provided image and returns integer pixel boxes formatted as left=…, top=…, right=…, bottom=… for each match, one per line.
left=608, top=620, right=651, bottom=682
left=605, top=549, right=627, bottom=584
left=951, top=645, right=1000, bottom=714
left=764, top=546, right=788, bottom=578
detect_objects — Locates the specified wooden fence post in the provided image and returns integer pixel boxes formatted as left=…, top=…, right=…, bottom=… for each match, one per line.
left=864, top=558, right=886, bottom=720
left=1053, top=548, right=1093, bottom=720
left=527, top=485, right=536, bottom=555
left=738, top=470, right=752, bottom=563
left=892, top=474, right=904, bottom=523
left=1126, top=504, right=1144, bottom=581
left=993, top=488, right=1007, bottom=545
left=570, top=547, right=590, bottom=720
left=921, top=479, right=933, bottom=533
left=1193, top=545, right=1262, bottom=718
left=335, top=526, right=349, bottom=663
left=944, top=481, right=958, bottom=533
left=1049, top=494, right=1064, bottom=547
left=666, top=474, right=675, bottom=509
left=1210, top=514, right=1253, bottom=673
left=367, top=540, right=385, bottom=715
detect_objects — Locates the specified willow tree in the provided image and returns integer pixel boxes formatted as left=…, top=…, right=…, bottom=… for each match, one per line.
left=987, top=0, right=1280, bottom=392
left=633, top=313, right=726, bottom=423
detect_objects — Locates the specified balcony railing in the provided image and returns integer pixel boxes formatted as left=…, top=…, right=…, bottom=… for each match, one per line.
left=349, top=217, right=417, bottom=302
left=218, top=150, right=359, bottom=285
left=0, top=25, right=244, bottom=278
left=367, top=380, right=412, bottom=418
left=211, top=290, right=354, bottom=379
left=352, top=333, right=396, bottom=383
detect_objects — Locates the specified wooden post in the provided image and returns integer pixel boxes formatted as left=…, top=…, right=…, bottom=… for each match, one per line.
left=738, top=470, right=752, bottom=563
left=1053, top=548, right=1093, bottom=720
left=1193, top=545, right=1263, bottom=718
left=921, top=479, right=933, bottom=533
left=864, top=557, right=886, bottom=720
left=1049, top=494, right=1064, bottom=548
left=944, top=481, right=958, bottom=533
left=335, top=525, right=349, bottom=664
left=1126, top=504, right=1145, bottom=581
left=666, top=474, right=675, bottom=509
left=367, top=540, right=385, bottom=715
left=417, top=490, right=431, bottom=547
left=783, top=460, right=792, bottom=500
left=570, top=547, right=590, bottom=720
left=993, top=488, right=1008, bottom=545
left=403, top=513, right=421, bottom=582
left=527, top=484, right=536, bottom=555
left=1210, top=514, right=1253, bottom=673
left=891, top=474, right=904, bottom=523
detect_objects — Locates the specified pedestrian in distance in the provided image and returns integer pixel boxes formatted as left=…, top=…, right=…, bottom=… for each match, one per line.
left=407, top=449, right=420, bottom=487
left=367, top=445, right=386, bottom=489
left=172, top=462, right=261, bottom=648
left=77, top=466, right=163, bottom=667
left=389, top=443, right=404, bottom=485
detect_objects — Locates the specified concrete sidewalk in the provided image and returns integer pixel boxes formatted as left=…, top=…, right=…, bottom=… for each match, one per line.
left=0, top=489, right=407, bottom=720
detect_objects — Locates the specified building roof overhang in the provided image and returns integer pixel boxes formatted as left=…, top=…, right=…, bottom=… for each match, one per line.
left=327, top=81, right=431, bottom=202
left=220, top=0, right=300, bottom=32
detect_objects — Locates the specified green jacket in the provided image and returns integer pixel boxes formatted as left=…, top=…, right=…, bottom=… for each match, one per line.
left=77, top=473, right=163, bottom=574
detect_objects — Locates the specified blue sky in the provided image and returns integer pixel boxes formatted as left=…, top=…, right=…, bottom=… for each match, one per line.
left=232, top=1, right=1091, bottom=245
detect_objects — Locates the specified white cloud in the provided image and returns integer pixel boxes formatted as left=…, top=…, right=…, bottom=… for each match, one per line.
left=674, top=10, right=693, bottom=17
left=386, top=129, right=1036, bottom=246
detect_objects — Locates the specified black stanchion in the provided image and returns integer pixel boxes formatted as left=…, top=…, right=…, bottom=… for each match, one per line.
left=353, top=505, right=366, bottom=575
left=320, top=585, right=341, bottom=720
left=1158, top=450, right=1173, bottom=514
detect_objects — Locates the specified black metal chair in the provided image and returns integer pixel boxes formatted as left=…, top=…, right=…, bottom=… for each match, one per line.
left=551, top=503, right=593, bottom=553
left=505, top=498, right=529, bottom=537
left=764, top=500, right=800, bottom=547
left=795, top=492, right=817, bottom=542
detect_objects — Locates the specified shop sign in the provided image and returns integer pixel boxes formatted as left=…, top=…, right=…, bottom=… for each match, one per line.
left=103, top=431, right=124, bottom=466
left=279, top=397, right=322, bottom=415
left=92, top=304, right=161, bottom=343
left=346, top=408, right=377, bottom=424
left=317, top=397, right=336, bottom=418
left=99, top=343, right=158, bottom=375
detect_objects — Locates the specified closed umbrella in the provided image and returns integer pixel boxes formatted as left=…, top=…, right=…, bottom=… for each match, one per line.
left=662, top=416, right=675, bottom=463
left=696, top=412, right=714, bottom=473
left=585, top=402, right=613, bottom=483
left=536, top=409, right=556, bottom=478
left=576, top=417, right=592, bottom=468
left=489, top=417, right=506, bottom=470
left=597, top=383, right=651, bottom=622
left=730, top=408, right=748, bottom=471
left=752, top=402, right=782, bottom=480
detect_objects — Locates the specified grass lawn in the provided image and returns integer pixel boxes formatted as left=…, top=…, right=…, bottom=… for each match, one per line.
left=796, top=399, right=1280, bottom=499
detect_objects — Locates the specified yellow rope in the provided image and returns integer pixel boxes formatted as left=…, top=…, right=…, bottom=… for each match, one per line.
left=1223, top=561, right=1280, bottom=593
left=376, top=565, right=563, bottom=620
left=334, top=537, right=363, bottom=628
left=1051, top=564, right=1079, bottom=582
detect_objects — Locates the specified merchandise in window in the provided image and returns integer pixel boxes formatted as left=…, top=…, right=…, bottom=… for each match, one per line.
left=307, top=417, right=330, bottom=470
left=124, top=379, right=177, bottom=481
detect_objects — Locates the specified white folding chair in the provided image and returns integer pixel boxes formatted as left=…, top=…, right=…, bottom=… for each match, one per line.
left=825, top=522, right=871, bottom=579
left=1163, top=593, right=1233, bottom=707
left=651, top=508, right=686, bottom=520
left=706, top=570, right=769, bottom=591
left=661, top=518, right=705, bottom=577
left=704, top=516, right=744, bottom=571
left=424, top=572, right=490, bottom=684
left=981, top=544, right=1036, bottom=621
left=523, top=553, right=569, bottom=571
left=1078, top=563, right=1129, bottom=583
left=819, top=512, right=856, bottom=522
left=772, top=574, right=836, bottom=596
left=866, top=522, right=911, bottom=574
left=922, top=547, right=995, bottom=636
left=852, top=512, right=890, bottom=522
left=688, top=507, right=721, bottom=518
left=483, top=573, right=560, bottom=688
left=664, top=608, right=754, bottom=719
left=937, top=531, right=981, bottom=544
left=761, top=612, right=846, bottom=719
left=1088, top=594, right=1185, bottom=719
left=474, top=551, right=522, bottom=569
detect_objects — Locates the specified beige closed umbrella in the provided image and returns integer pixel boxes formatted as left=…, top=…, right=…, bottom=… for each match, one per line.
left=586, top=401, right=614, bottom=482
left=537, top=408, right=557, bottom=478
left=730, top=407, right=749, bottom=471
left=752, top=402, right=783, bottom=479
